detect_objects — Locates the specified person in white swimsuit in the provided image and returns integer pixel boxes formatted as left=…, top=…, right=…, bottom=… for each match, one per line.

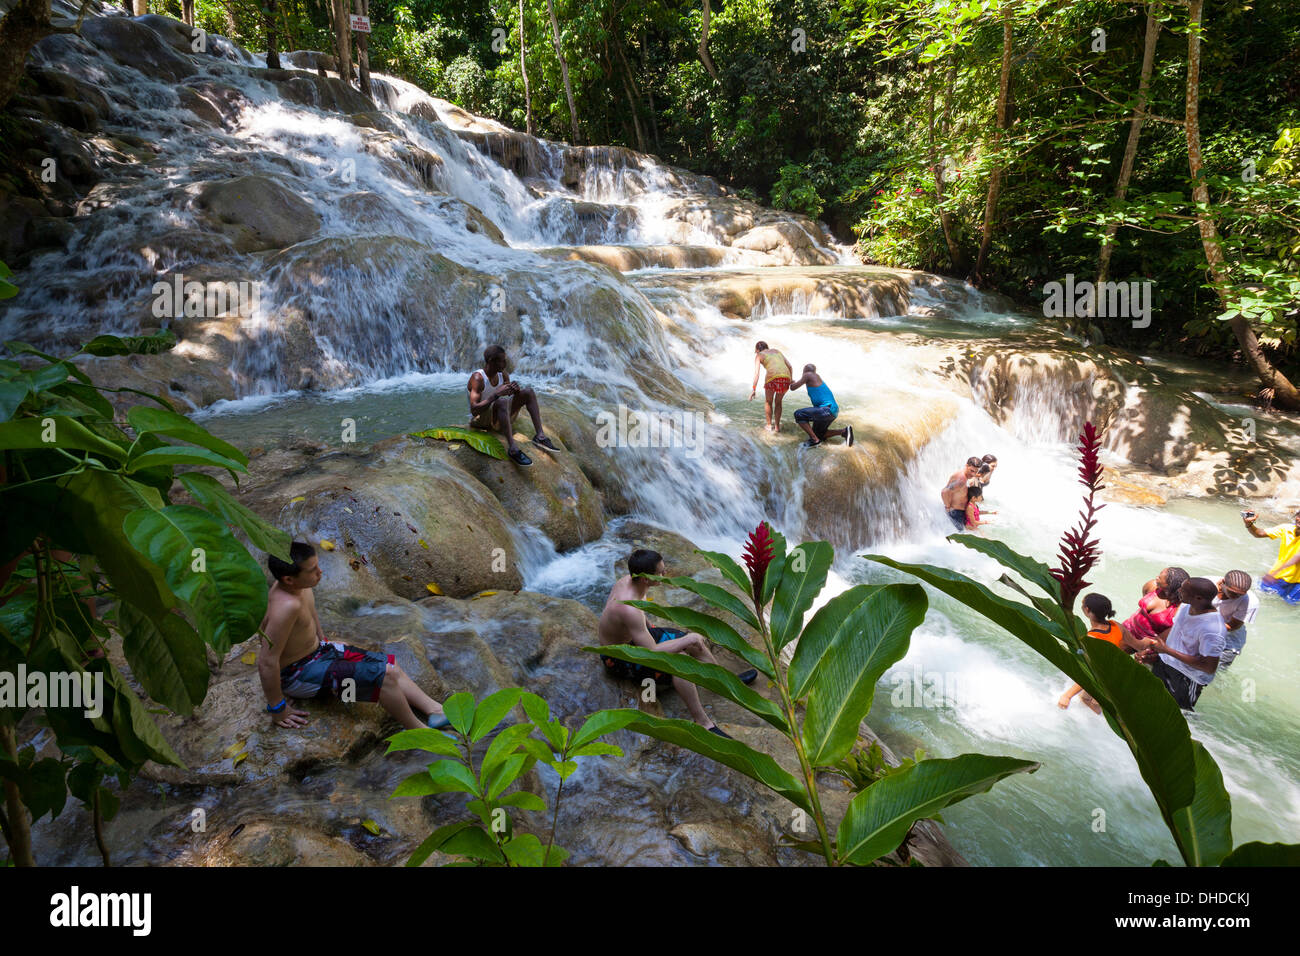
left=466, top=344, right=558, bottom=466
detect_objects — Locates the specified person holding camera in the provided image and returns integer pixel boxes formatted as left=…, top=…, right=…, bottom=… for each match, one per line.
left=467, top=344, right=559, bottom=466
left=1241, top=507, right=1300, bottom=605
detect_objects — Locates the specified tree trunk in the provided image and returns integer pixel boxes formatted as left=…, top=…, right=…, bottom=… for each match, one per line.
left=545, top=0, right=580, bottom=145
left=0, top=0, right=54, bottom=113
left=929, top=73, right=967, bottom=274
left=133, top=0, right=146, bottom=15
left=332, top=0, right=353, bottom=88
left=181, top=0, right=195, bottom=26
left=974, top=0, right=1015, bottom=284
left=264, top=0, right=280, bottom=70
left=353, top=0, right=371, bottom=98
left=613, top=33, right=646, bottom=152
left=1096, top=4, right=1160, bottom=288
left=1184, top=0, right=1300, bottom=409
left=520, top=0, right=535, bottom=135
left=698, top=0, right=719, bottom=81
left=1, top=723, right=35, bottom=866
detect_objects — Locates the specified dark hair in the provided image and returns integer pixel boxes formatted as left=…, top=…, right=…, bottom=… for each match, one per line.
left=967, top=484, right=983, bottom=500
left=268, top=541, right=316, bottom=583
left=1162, top=567, right=1190, bottom=605
left=978, top=464, right=992, bottom=476
left=755, top=341, right=769, bottom=352
left=1183, top=577, right=1217, bottom=602
left=982, top=454, right=998, bottom=464
left=1082, top=592, right=1114, bottom=620
left=628, top=549, right=663, bottom=578
left=1223, top=569, right=1252, bottom=593
left=483, top=344, right=506, bottom=365
left=966, top=456, right=982, bottom=469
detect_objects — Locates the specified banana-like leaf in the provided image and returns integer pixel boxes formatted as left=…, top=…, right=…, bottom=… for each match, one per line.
left=122, top=505, right=268, bottom=654
left=116, top=603, right=209, bottom=716
left=1221, top=842, right=1300, bottom=866
left=694, top=549, right=753, bottom=598
left=624, top=600, right=772, bottom=676
left=611, top=710, right=812, bottom=813
left=588, top=644, right=789, bottom=732
left=653, top=575, right=761, bottom=632
left=790, top=584, right=928, bottom=766
left=864, top=555, right=1097, bottom=694
left=177, top=472, right=291, bottom=560
left=409, top=425, right=507, bottom=460
left=1082, top=639, right=1196, bottom=827
left=1171, top=740, right=1233, bottom=867
left=952, top=534, right=1063, bottom=601
left=569, top=708, right=642, bottom=751
left=836, top=754, right=1039, bottom=865
left=770, top=541, right=833, bottom=650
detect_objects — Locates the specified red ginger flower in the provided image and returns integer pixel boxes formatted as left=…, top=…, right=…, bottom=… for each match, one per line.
left=1051, top=422, right=1106, bottom=612
left=742, top=521, right=776, bottom=604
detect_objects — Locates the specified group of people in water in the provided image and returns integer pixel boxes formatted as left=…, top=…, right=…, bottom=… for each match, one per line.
left=253, top=344, right=1297, bottom=735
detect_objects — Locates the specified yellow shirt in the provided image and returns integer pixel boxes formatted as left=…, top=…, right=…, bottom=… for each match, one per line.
left=1267, top=524, right=1300, bottom=583
left=758, top=350, right=791, bottom=381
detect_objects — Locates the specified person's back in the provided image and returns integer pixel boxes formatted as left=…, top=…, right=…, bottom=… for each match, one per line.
left=805, top=374, right=838, bottom=416
left=790, top=364, right=851, bottom=447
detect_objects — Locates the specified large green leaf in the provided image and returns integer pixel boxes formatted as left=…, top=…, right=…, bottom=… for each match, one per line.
left=469, top=687, right=523, bottom=742
left=588, top=645, right=789, bottom=733
left=126, top=445, right=246, bottom=475
left=865, top=555, right=1095, bottom=693
left=127, top=405, right=248, bottom=466
left=769, top=541, right=833, bottom=650
left=0, top=415, right=127, bottom=461
left=409, top=425, right=507, bottom=460
left=694, top=549, right=753, bottom=598
left=568, top=708, right=642, bottom=751
left=1083, top=640, right=1196, bottom=828
left=1221, top=842, right=1300, bottom=866
left=386, top=727, right=461, bottom=757
left=952, top=534, right=1063, bottom=601
left=836, top=754, right=1040, bottom=865
left=624, top=600, right=772, bottom=676
left=122, top=505, right=268, bottom=654
left=1171, top=740, right=1233, bottom=867
left=116, top=603, right=209, bottom=716
left=406, top=821, right=474, bottom=866
left=790, top=584, right=928, bottom=766
left=611, top=710, right=812, bottom=812
left=177, top=472, right=291, bottom=560
left=652, top=575, right=761, bottom=631
left=105, top=669, right=183, bottom=766
left=79, top=331, right=178, bottom=357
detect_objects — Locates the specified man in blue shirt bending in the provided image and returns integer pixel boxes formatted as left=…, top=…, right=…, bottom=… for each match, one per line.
left=790, top=364, right=854, bottom=448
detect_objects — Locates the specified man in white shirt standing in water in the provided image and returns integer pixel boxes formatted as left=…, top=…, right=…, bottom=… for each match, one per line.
left=467, top=344, right=559, bottom=467
left=1138, top=577, right=1227, bottom=711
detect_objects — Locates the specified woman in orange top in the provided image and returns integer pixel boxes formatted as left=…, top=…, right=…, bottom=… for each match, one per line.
left=750, top=341, right=793, bottom=432
left=1057, top=593, right=1143, bottom=713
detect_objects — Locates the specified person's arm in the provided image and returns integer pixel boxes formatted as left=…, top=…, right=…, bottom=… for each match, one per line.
left=750, top=355, right=761, bottom=397
left=1243, top=514, right=1270, bottom=539
left=1269, top=547, right=1300, bottom=577
left=257, top=599, right=310, bottom=728
left=468, top=373, right=513, bottom=415
left=789, top=372, right=809, bottom=391
left=1147, top=640, right=1219, bottom=676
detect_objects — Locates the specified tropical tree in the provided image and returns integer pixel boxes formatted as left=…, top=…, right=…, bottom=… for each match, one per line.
left=0, top=327, right=289, bottom=866
left=587, top=524, right=1037, bottom=866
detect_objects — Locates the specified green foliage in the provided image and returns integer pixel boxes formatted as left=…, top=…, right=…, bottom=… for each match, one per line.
left=0, top=331, right=289, bottom=865
left=585, top=527, right=1036, bottom=866
left=388, top=688, right=635, bottom=866
left=408, top=424, right=507, bottom=459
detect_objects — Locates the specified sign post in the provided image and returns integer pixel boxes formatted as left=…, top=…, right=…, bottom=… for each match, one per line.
left=349, top=14, right=371, bottom=33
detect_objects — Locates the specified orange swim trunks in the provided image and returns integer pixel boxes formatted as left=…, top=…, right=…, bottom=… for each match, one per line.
left=765, top=377, right=791, bottom=395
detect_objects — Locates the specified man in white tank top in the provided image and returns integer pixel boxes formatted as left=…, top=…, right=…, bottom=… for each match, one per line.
left=467, top=344, right=558, bottom=466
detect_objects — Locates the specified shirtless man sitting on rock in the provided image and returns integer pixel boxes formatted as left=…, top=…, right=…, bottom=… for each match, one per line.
left=467, top=344, right=559, bottom=467
left=597, top=548, right=758, bottom=739
left=257, top=542, right=450, bottom=730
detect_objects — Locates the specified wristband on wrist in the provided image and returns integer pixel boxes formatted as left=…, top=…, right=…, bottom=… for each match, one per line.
left=267, top=699, right=286, bottom=714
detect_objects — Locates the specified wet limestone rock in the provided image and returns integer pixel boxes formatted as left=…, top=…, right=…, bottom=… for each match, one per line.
left=194, top=175, right=322, bottom=253
left=81, top=15, right=197, bottom=83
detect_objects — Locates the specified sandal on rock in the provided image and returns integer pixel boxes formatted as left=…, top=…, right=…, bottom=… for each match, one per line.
left=427, top=712, right=452, bottom=730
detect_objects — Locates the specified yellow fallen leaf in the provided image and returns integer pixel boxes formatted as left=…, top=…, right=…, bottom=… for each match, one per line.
left=290, top=496, right=305, bottom=504
left=232, top=751, right=248, bottom=766
left=418, top=539, right=429, bottom=549
left=343, top=507, right=353, bottom=514
left=425, top=582, right=443, bottom=595
left=361, top=819, right=382, bottom=835
left=472, top=590, right=498, bottom=600
left=240, top=651, right=257, bottom=665
left=319, top=539, right=336, bottom=551
left=221, top=740, right=246, bottom=760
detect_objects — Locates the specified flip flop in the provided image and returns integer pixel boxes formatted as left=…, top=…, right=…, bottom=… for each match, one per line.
left=508, top=447, right=533, bottom=466
left=532, top=434, right=559, bottom=451
left=427, top=712, right=452, bottom=730
left=737, top=668, right=758, bottom=685
left=707, top=725, right=734, bottom=739
left=845, top=424, right=854, bottom=447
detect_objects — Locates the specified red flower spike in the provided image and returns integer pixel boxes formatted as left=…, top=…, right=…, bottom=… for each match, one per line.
left=1050, top=422, right=1107, bottom=612
left=742, top=522, right=776, bottom=603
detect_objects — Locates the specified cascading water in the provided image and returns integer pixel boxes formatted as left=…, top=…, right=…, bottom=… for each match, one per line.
left=10, top=9, right=1298, bottom=865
